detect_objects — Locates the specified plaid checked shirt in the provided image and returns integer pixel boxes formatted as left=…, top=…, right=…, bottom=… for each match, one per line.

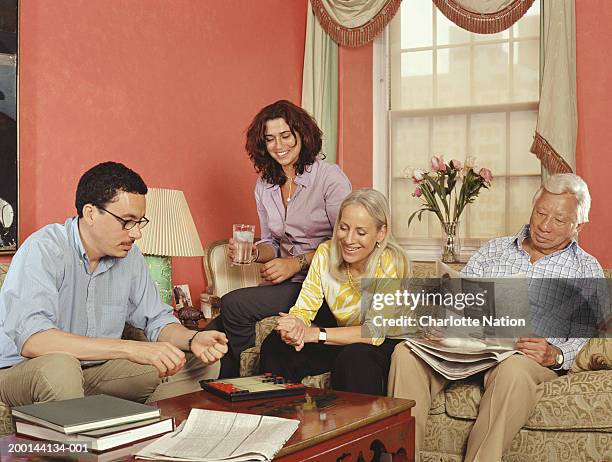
left=462, top=225, right=606, bottom=370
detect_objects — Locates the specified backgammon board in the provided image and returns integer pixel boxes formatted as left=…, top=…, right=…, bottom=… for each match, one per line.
left=200, top=374, right=307, bottom=402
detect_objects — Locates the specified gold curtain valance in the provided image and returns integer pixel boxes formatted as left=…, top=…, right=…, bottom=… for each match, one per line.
left=310, top=0, right=401, bottom=47
left=431, top=0, right=535, bottom=34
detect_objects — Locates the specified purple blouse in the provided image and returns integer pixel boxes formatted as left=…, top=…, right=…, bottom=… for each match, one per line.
left=254, top=158, right=351, bottom=282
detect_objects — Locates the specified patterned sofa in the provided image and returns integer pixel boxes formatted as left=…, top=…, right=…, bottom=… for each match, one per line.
left=239, top=263, right=612, bottom=461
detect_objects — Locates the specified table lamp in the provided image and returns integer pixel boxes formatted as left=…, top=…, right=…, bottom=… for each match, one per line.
left=137, top=188, right=204, bottom=305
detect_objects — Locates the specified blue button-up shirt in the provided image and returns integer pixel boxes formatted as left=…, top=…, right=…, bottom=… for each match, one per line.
left=462, top=225, right=606, bottom=370
left=0, top=217, right=179, bottom=368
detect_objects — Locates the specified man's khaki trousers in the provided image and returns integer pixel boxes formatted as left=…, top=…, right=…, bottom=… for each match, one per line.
left=0, top=351, right=221, bottom=406
left=388, top=343, right=558, bottom=462
left=0, top=353, right=160, bottom=406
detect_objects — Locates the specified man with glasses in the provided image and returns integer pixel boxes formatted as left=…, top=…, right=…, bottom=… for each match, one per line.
left=0, top=162, right=228, bottom=406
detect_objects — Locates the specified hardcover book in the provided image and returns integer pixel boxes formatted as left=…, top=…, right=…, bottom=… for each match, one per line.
left=15, top=416, right=174, bottom=452
left=11, top=394, right=161, bottom=434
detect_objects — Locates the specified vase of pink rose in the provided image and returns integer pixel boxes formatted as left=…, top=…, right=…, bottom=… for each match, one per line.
left=404, top=155, right=493, bottom=262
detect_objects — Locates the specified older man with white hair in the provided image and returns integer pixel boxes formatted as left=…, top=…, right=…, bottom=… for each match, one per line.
left=389, top=173, right=605, bottom=462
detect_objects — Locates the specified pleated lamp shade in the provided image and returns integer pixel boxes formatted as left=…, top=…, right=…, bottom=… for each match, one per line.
left=138, top=188, right=204, bottom=257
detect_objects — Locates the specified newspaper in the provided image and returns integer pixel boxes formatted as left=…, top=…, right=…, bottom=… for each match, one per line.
left=135, top=409, right=299, bottom=461
left=405, top=338, right=520, bottom=380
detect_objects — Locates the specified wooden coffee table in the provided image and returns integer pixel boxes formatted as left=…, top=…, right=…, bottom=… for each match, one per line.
left=0, top=387, right=415, bottom=461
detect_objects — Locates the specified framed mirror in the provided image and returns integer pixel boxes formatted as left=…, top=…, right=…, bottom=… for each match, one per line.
left=0, top=0, right=17, bottom=254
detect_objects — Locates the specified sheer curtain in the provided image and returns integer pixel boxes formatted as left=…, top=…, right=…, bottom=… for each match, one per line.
left=302, top=6, right=338, bottom=163
left=302, top=0, right=401, bottom=163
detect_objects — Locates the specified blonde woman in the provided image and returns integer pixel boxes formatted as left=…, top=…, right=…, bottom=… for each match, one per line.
left=259, top=189, right=410, bottom=395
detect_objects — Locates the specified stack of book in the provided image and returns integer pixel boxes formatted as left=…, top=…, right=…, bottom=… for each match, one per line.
left=11, top=394, right=174, bottom=452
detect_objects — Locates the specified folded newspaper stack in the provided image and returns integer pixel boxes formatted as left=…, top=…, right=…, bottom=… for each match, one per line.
left=405, top=337, right=520, bottom=380
left=135, top=409, right=299, bottom=462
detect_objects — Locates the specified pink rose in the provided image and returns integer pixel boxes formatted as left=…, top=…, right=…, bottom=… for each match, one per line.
left=479, top=167, right=493, bottom=183
left=450, top=159, right=462, bottom=170
left=413, top=186, right=423, bottom=197
left=431, top=155, right=446, bottom=173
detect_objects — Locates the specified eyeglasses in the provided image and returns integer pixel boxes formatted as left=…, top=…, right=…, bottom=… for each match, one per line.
left=98, top=206, right=149, bottom=230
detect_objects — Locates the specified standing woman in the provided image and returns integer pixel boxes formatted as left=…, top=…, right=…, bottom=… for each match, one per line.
left=219, top=100, right=351, bottom=375
left=259, top=189, right=411, bottom=396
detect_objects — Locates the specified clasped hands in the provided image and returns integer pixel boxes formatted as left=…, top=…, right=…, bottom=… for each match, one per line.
left=227, top=239, right=299, bottom=284
left=275, top=312, right=317, bottom=351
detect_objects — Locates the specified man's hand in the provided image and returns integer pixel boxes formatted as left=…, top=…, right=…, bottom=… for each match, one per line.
left=125, top=341, right=187, bottom=378
left=276, top=312, right=307, bottom=350
left=190, top=330, right=228, bottom=365
left=516, top=337, right=558, bottom=366
left=261, top=258, right=300, bottom=284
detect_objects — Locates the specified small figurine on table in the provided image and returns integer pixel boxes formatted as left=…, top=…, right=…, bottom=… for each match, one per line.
left=177, top=305, right=204, bottom=329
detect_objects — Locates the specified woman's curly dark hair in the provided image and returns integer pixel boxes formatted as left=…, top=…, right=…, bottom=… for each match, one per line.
left=245, top=100, right=323, bottom=186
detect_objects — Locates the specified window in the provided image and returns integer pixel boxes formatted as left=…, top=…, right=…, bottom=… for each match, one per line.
left=375, top=0, right=541, bottom=260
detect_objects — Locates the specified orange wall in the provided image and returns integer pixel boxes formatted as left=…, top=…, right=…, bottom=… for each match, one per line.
left=575, top=0, right=612, bottom=268
left=338, top=43, right=373, bottom=188
left=4, top=1, right=308, bottom=297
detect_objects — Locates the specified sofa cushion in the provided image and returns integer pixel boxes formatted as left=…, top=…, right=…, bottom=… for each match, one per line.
left=429, top=389, right=446, bottom=415
left=444, top=380, right=483, bottom=420
left=255, top=316, right=278, bottom=346
left=0, top=263, right=8, bottom=288
left=0, top=402, right=13, bottom=435
left=423, top=412, right=472, bottom=458
left=504, top=426, right=612, bottom=462
left=524, top=370, right=612, bottom=431
left=444, top=370, right=612, bottom=431
left=240, top=347, right=261, bottom=377
left=302, top=373, right=331, bottom=389
left=570, top=338, right=611, bottom=373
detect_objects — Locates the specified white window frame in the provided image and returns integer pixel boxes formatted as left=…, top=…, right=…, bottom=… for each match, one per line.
left=373, top=9, right=540, bottom=261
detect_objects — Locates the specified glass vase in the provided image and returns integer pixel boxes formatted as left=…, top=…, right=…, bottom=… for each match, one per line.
left=441, top=221, right=460, bottom=263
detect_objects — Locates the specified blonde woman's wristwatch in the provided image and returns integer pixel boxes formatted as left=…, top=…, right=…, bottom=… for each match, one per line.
left=318, top=328, right=327, bottom=344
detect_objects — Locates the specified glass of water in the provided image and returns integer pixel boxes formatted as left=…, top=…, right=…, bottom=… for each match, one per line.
left=232, top=224, right=255, bottom=265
